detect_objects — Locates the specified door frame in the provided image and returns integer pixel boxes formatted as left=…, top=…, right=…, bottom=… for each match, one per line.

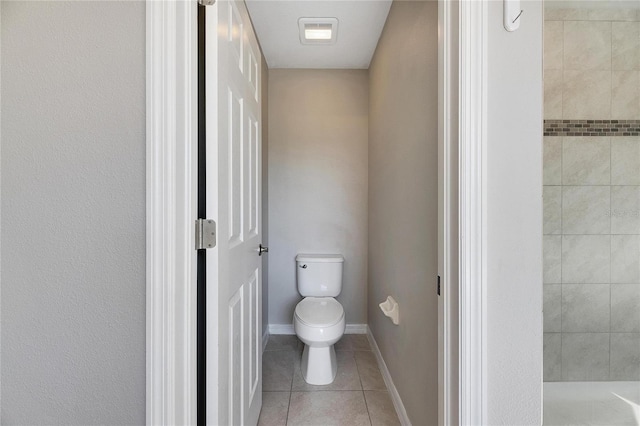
left=145, top=0, right=488, bottom=424
left=457, top=0, right=488, bottom=424
left=146, top=0, right=198, bottom=424
left=438, top=0, right=457, bottom=424
left=439, top=0, right=487, bottom=424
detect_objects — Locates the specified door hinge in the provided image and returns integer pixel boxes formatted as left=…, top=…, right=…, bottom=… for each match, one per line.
left=198, top=0, right=215, bottom=5
left=195, top=219, right=216, bottom=250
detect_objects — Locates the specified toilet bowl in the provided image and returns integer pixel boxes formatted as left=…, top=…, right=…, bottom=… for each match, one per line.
left=293, top=254, right=346, bottom=385
left=293, top=296, right=346, bottom=385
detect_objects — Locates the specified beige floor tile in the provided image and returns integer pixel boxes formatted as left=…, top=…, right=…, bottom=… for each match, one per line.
left=335, top=334, right=371, bottom=351
left=264, top=350, right=295, bottom=391
left=355, top=351, right=386, bottom=391
left=260, top=333, right=397, bottom=425
left=292, top=350, right=362, bottom=391
left=258, top=392, right=290, bottom=426
left=364, top=391, right=400, bottom=426
left=287, top=391, right=371, bottom=426
left=266, top=335, right=302, bottom=352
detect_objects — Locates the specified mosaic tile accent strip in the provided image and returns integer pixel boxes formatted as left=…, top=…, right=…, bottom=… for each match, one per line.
left=544, top=120, right=640, bottom=137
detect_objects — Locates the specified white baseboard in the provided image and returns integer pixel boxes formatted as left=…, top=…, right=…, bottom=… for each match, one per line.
left=268, top=323, right=368, bottom=335
left=345, top=324, right=368, bottom=334
left=262, top=328, right=270, bottom=352
left=367, top=327, right=411, bottom=426
left=268, top=324, right=295, bottom=335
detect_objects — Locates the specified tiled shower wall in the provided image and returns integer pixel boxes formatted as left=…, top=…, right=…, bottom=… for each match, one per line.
left=543, top=7, right=640, bottom=381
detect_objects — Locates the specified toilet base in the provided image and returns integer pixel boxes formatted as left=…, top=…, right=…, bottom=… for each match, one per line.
left=300, top=344, right=337, bottom=385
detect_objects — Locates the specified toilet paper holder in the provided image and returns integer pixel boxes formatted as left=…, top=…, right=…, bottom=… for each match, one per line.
left=379, top=296, right=400, bottom=325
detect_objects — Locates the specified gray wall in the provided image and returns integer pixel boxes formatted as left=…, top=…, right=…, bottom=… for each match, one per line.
left=367, top=2, right=438, bottom=424
left=485, top=1, right=543, bottom=423
left=267, top=69, right=369, bottom=325
left=1, top=2, right=146, bottom=424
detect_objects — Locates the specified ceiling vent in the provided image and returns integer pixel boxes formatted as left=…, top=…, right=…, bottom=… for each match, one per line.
left=298, top=18, right=338, bottom=45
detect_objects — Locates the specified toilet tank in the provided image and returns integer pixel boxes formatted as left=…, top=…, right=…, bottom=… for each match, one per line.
left=296, top=254, right=344, bottom=297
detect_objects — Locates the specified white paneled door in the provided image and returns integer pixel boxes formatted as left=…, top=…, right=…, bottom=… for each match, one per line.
left=205, top=0, right=263, bottom=424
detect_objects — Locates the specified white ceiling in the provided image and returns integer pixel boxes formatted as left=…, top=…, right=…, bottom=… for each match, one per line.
left=245, top=1, right=393, bottom=69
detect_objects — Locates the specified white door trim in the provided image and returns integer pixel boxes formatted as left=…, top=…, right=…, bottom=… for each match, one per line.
left=145, top=1, right=488, bottom=424
left=146, top=1, right=198, bottom=425
left=437, top=0, right=458, bottom=424
left=458, top=0, right=488, bottom=424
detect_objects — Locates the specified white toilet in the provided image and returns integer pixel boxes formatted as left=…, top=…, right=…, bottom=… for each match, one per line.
left=293, top=254, right=346, bottom=385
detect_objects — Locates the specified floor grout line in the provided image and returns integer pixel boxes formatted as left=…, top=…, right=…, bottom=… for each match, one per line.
left=361, top=389, right=373, bottom=426
left=284, top=390, right=292, bottom=426
left=285, top=346, right=296, bottom=426
left=353, top=349, right=373, bottom=425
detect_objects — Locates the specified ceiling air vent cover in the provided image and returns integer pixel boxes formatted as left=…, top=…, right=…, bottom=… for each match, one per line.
left=298, top=17, right=338, bottom=45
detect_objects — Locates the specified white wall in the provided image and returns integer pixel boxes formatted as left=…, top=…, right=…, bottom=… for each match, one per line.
left=368, top=1, right=439, bottom=423
left=1, top=2, right=146, bottom=424
left=267, top=69, right=368, bottom=325
left=485, top=0, right=543, bottom=423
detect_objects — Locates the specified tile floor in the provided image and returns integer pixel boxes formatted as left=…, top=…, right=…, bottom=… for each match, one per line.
left=259, top=335, right=401, bottom=426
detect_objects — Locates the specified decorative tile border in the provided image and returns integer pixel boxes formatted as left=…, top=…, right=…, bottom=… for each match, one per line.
left=544, top=120, right=640, bottom=137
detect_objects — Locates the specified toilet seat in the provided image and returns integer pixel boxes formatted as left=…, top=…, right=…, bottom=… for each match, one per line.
left=294, top=297, right=344, bottom=328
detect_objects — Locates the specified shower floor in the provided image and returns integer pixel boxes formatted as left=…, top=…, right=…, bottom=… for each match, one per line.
left=544, top=382, right=640, bottom=425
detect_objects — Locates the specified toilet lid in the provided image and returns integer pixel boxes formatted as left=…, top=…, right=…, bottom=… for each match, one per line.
left=295, top=297, right=344, bottom=328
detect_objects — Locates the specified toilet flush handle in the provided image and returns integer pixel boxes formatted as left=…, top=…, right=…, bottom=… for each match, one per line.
left=299, top=264, right=307, bottom=269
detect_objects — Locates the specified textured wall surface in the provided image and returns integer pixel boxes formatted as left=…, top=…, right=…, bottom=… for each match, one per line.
left=486, top=1, right=543, bottom=424
left=543, top=6, right=640, bottom=382
left=367, top=2, right=438, bottom=423
left=267, top=69, right=368, bottom=325
left=1, top=2, right=146, bottom=424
